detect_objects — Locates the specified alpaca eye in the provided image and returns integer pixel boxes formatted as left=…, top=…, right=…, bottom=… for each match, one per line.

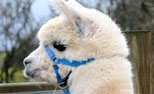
left=53, top=41, right=66, bottom=51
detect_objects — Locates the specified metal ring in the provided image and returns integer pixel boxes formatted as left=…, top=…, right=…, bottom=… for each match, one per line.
left=57, top=82, right=68, bottom=90
left=53, top=57, right=57, bottom=62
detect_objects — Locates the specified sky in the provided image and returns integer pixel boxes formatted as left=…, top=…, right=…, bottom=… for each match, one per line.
left=31, top=0, right=52, bottom=22
left=31, top=0, right=109, bottom=21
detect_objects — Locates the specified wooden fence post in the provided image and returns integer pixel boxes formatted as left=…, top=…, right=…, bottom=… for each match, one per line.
left=125, top=31, right=153, bottom=94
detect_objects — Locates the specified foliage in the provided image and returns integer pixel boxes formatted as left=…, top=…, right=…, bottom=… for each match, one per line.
left=0, top=0, right=38, bottom=83
left=0, top=68, right=29, bottom=83
left=108, top=0, right=154, bottom=31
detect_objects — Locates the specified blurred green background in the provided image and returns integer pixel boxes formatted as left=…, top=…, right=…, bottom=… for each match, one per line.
left=0, top=0, right=153, bottom=83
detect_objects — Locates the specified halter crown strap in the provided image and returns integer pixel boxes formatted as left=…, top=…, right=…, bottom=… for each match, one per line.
left=45, top=45, right=94, bottom=94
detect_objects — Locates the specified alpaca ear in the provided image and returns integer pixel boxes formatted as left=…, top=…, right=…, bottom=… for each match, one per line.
left=49, top=0, right=90, bottom=38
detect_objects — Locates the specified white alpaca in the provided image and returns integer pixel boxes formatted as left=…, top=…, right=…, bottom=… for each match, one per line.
left=23, top=0, right=134, bottom=94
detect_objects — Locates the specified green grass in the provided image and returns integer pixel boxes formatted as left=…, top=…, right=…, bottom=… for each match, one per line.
left=0, top=68, right=29, bottom=83
left=0, top=53, right=29, bottom=83
left=10, top=70, right=29, bottom=83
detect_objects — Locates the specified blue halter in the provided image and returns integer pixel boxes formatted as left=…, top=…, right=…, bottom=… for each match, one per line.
left=45, top=45, right=94, bottom=94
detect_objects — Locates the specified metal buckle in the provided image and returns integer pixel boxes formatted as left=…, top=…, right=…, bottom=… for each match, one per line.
left=57, top=82, right=68, bottom=90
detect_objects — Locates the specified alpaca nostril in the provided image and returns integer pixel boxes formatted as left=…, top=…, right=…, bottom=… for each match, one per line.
left=24, top=59, right=31, bottom=66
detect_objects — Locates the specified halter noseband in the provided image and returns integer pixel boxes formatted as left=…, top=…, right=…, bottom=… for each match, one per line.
left=45, top=45, right=94, bottom=94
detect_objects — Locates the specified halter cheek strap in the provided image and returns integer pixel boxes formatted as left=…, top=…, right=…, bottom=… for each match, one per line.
left=45, top=45, right=94, bottom=94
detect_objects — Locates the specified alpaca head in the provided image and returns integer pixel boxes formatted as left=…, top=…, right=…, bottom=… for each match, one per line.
left=23, top=0, right=129, bottom=85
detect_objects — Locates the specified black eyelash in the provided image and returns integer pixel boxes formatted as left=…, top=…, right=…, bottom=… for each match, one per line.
left=53, top=41, right=66, bottom=51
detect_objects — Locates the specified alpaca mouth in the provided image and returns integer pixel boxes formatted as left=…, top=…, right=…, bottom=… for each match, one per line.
left=26, top=69, right=41, bottom=78
left=23, top=66, right=44, bottom=81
